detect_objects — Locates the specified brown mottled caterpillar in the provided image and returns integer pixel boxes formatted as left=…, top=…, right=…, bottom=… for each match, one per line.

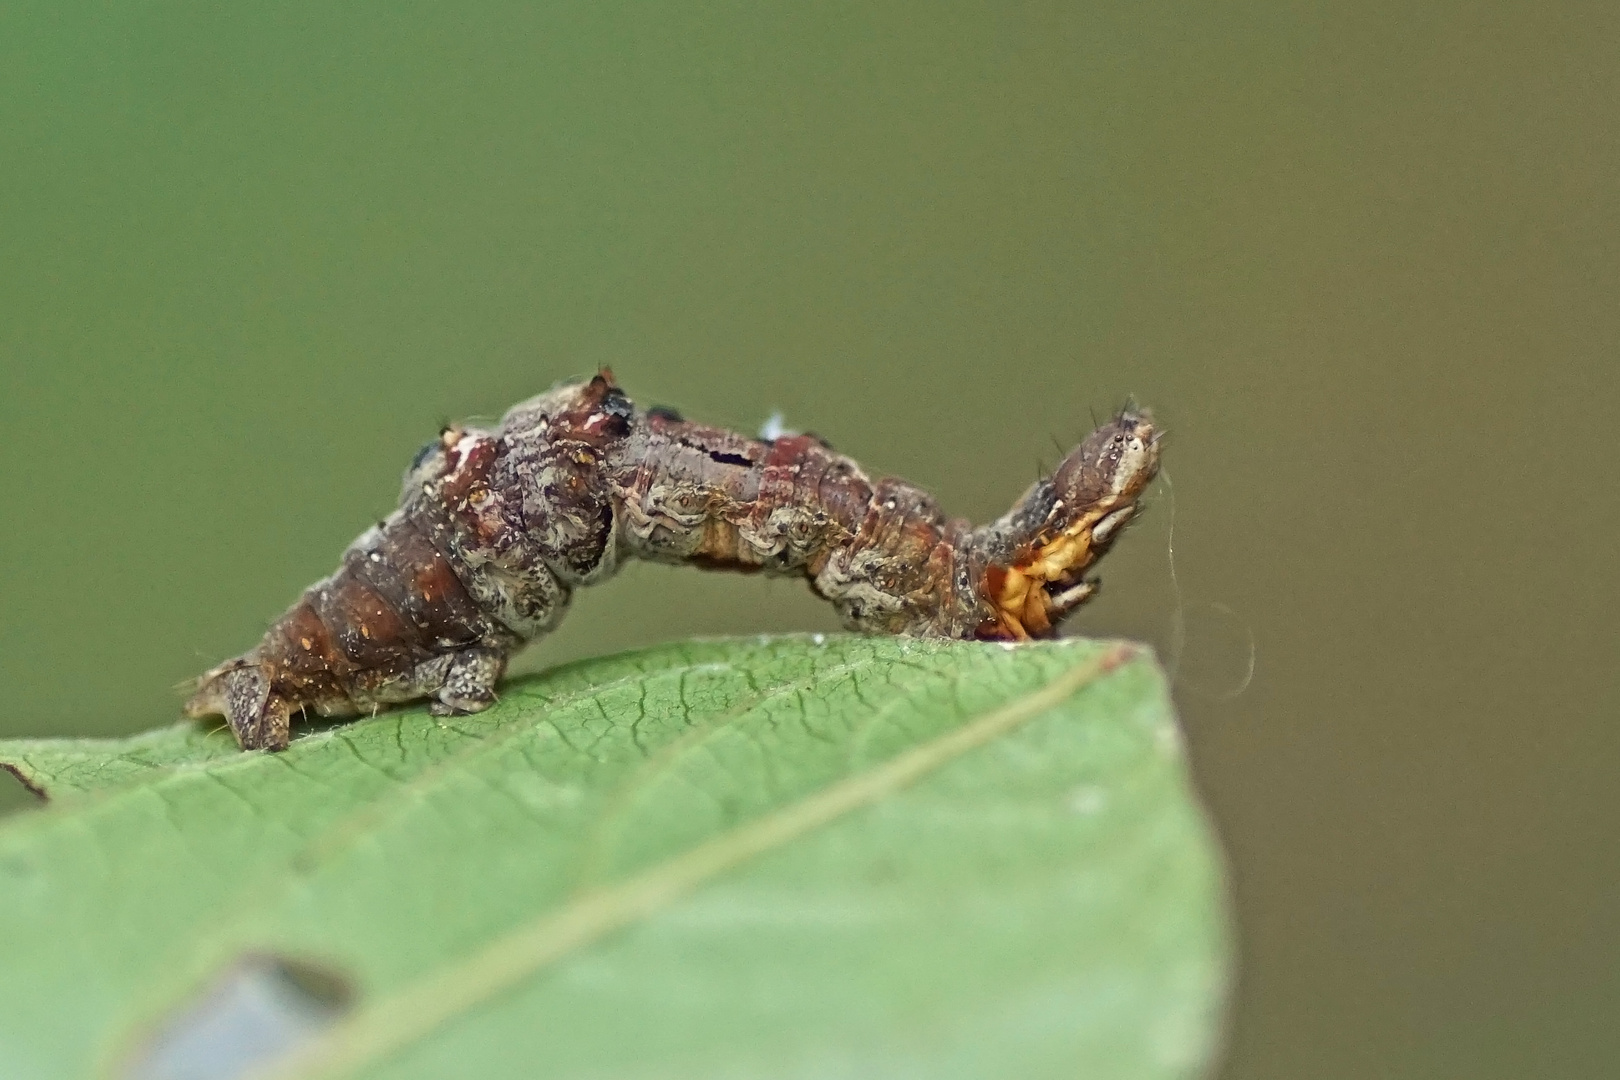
left=188, top=373, right=1160, bottom=750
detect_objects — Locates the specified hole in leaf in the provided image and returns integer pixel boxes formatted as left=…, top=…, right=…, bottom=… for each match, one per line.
left=121, top=954, right=353, bottom=1080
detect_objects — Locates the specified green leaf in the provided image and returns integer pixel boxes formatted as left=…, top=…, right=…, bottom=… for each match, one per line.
left=0, top=635, right=1228, bottom=1080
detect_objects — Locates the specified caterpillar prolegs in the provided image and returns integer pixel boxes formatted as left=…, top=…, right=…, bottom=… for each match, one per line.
left=187, top=374, right=1160, bottom=750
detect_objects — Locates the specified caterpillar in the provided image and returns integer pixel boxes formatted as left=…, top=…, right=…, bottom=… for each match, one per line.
left=187, top=373, right=1160, bottom=750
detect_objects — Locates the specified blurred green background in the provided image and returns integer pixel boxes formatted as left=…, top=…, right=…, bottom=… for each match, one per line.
left=1, top=2, right=1614, bottom=1077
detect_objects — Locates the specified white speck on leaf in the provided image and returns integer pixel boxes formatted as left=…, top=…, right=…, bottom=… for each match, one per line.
left=1067, top=785, right=1108, bottom=815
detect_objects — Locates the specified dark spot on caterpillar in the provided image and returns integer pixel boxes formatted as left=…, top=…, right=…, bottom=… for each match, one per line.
left=673, top=434, right=757, bottom=468
left=647, top=405, right=684, bottom=423
left=600, top=386, right=633, bottom=420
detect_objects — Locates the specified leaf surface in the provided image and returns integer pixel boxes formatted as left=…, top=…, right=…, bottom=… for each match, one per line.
left=0, top=635, right=1227, bottom=1080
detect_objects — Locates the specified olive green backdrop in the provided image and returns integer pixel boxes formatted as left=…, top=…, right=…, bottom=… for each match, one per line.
left=2, top=3, right=1615, bottom=1078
